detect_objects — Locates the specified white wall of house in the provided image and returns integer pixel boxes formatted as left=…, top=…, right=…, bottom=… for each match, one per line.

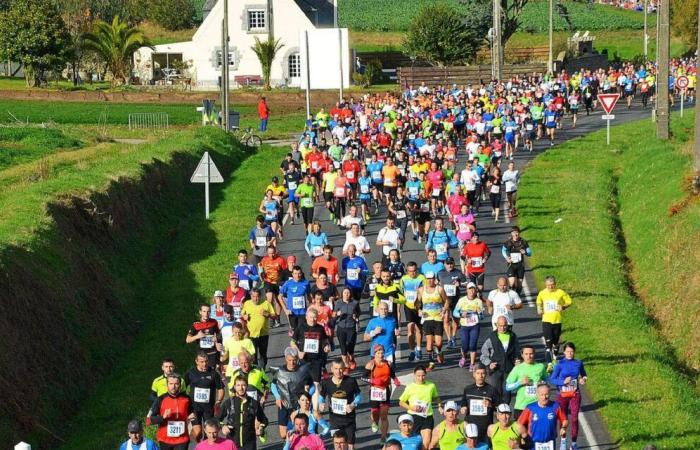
left=134, top=0, right=347, bottom=90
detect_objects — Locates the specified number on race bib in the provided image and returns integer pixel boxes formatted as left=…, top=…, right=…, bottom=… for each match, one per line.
left=494, top=305, right=508, bottom=317
left=444, top=284, right=457, bottom=296
left=469, top=399, right=487, bottom=416
left=331, top=397, right=348, bottom=415
left=292, top=296, right=306, bottom=310
left=405, top=291, right=417, bottom=304
left=535, top=442, right=554, bottom=450
left=312, top=246, right=323, bottom=257
left=470, top=257, right=483, bottom=268
left=335, top=187, right=346, bottom=197
left=256, top=236, right=267, bottom=247
left=370, top=386, right=388, bottom=402
left=562, top=379, right=578, bottom=393
left=347, top=268, right=360, bottom=281
left=194, top=387, right=211, bottom=403
left=303, top=338, right=319, bottom=353
left=544, top=301, right=558, bottom=313
left=396, top=210, right=407, bottom=219
left=490, top=184, right=500, bottom=194
left=525, top=385, right=537, bottom=397
left=413, top=400, right=429, bottom=417
left=167, top=421, right=186, bottom=437
left=200, top=335, right=215, bottom=349
left=464, top=312, right=479, bottom=327
left=435, top=243, right=448, bottom=255
left=510, top=252, right=522, bottom=263
left=432, top=188, right=442, bottom=196
left=360, top=184, right=370, bottom=194
left=288, top=181, right=297, bottom=190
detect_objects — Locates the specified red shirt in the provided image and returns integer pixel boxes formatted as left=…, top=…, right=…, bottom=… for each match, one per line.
left=147, top=392, right=193, bottom=445
left=306, top=152, right=324, bottom=174
left=462, top=241, right=491, bottom=273
left=257, top=100, right=269, bottom=119
left=311, top=255, right=339, bottom=284
left=260, top=255, right=287, bottom=284
left=342, top=160, right=362, bottom=182
left=225, top=287, right=248, bottom=305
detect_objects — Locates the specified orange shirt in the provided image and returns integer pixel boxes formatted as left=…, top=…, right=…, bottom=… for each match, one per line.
left=382, top=165, right=401, bottom=187
left=311, top=255, right=339, bottom=284
left=260, top=255, right=287, bottom=284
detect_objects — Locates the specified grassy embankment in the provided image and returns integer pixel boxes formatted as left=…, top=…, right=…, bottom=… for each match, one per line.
left=517, top=112, right=699, bottom=449
left=0, top=127, right=81, bottom=170
left=56, top=142, right=287, bottom=449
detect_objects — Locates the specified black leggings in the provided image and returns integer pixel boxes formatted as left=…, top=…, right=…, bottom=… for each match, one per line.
left=251, top=335, right=269, bottom=369
left=542, top=322, right=562, bottom=352
left=301, top=207, right=314, bottom=225
left=336, top=326, right=357, bottom=355
left=334, top=197, right=347, bottom=218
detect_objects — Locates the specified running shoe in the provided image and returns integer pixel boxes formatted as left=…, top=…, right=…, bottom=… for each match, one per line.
left=571, top=443, right=578, bottom=450
left=426, top=361, right=435, bottom=372
left=459, top=357, right=466, bottom=368
left=408, top=351, right=416, bottom=362
left=371, top=422, right=379, bottom=433
left=412, top=233, right=418, bottom=241
left=259, top=431, right=267, bottom=444
left=330, top=212, right=335, bottom=221
left=415, top=350, right=422, bottom=360
left=436, top=352, right=445, bottom=364
left=349, top=360, right=357, bottom=370
left=469, top=363, right=475, bottom=372
left=450, top=338, right=457, bottom=348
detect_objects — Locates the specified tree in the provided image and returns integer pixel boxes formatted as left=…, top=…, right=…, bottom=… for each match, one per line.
left=90, top=0, right=148, bottom=25
left=149, top=0, right=196, bottom=31
left=250, top=36, right=284, bottom=90
left=0, top=0, right=71, bottom=86
left=82, top=16, right=152, bottom=85
left=403, top=3, right=483, bottom=66
left=62, top=0, right=96, bottom=86
left=460, top=0, right=530, bottom=47
left=671, top=0, right=698, bottom=50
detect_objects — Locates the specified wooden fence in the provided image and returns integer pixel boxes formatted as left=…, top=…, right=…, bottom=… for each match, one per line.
left=397, top=64, right=547, bottom=88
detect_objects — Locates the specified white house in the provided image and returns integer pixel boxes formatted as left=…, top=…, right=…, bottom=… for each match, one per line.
left=134, top=0, right=349, bottom=90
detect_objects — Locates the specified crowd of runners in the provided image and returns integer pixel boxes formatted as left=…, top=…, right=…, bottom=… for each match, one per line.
left=121, top=60, right=696, bottom=450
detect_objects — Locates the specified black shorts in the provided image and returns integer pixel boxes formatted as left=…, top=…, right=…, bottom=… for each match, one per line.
left=372, top=181, right=383, bottom=191
left=507, top=263, right=525, bottom=279
left=467, top=271, right=485, bottom=286
left=404, top=307, right=422, bottom=327
left=323, top=191, right=333, bottom=203
left=192, top=406, right=215, bottom=426
left=336, top=326, right=357, bottom=355
left=305, top=358, right=323, bottom=383
left=277, top=406, right=293, bottom=427
left=411, top=414, right=434, bottom=432
left=383, top=186, right=397, bottom=197
left=416, top=211, right=431, bottom=224
left=289, top=314, right=303, bottom=331
left=264, top=282, right=280, bottom=296
left=331, top=421, right=356, bottom=444
left=301, top=207, right=314, bottom=225
left=422, top=320, right=444, bottom=336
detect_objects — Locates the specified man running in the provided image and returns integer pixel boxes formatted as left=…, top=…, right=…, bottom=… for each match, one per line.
left=418, top=272, right=448, bottom=365
left=502, top=227, right=531, bottom=294
left=459, top=363, right=499, bottom=442
left=517, top=384, right=569, bottom=450
left=399, top=365, right=442, bottom=450
left=185, top=352, right=225, bottom=441
left=319, top=359, right=362, bottom=449
left=146, top=374, right=195, bottom=450
left=536, top=275, right=573, bottom=362
left=186, top=304, right=222, bottom=369
left=505, top=345, right=548, bottom=419
left=480, top=316, right=520, bottom=405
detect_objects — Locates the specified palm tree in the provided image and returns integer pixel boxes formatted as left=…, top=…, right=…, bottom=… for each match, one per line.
left=250, top=36, right=284, bottom=90
left=82, top=16, right=152, bottom=86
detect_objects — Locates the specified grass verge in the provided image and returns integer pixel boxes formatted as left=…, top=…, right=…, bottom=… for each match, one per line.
left=56, top=143, right=287, bottom=449
left=518, top=111, right=699, bottom=449
left=0, top=127, right=82, bottom=171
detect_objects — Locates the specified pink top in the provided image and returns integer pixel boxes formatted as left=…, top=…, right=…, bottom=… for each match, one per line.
left=289, top=433, right=326, bottom=450
left=453, top=213, right=475, bottom=241
left=196, top=438, right=238, bottom=450
left=426, top=170, right=444, bottom=188
left=447, top=194, right=468, bottom=217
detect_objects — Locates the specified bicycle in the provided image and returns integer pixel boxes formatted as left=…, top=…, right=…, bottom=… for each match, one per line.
left=232, top=126, right=263, bottom=148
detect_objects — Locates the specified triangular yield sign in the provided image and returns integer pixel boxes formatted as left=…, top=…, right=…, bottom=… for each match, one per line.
left=597, top=93, right=620, bottom=114
left=191, top=151, right=224, bottom=183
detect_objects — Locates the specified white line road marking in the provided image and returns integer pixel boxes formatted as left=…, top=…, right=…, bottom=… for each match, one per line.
left=521, top=277, right=536, bottom=307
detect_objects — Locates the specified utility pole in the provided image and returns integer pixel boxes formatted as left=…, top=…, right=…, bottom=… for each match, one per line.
left=304, top=30, right=311, bottom=119
left=656, top=0, right=670, bottom=140
left=548, top=0, right=554, bottom=74
left=492, top=0, right=503, bottom=81
left=643, top=0, right=648, bottom=59
left=694, top=0, right=700, bottom=191
left=222, top=0, right=230, bottom=131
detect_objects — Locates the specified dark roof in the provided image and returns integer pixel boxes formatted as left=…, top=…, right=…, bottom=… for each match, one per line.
left=202, top=0, right=217, bottom=20
left=294, top=0, right=335, bottom=27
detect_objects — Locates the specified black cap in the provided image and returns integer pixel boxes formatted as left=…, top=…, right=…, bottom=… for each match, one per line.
left=223, top=304, right=234, bottom=314
left=445, top=257, right=455, bottom=264
left=127, top=420, right=143, bottom=433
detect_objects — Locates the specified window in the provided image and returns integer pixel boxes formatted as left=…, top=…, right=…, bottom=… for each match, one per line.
left=247, top=9, right=266, bottom=31
left=216, top=50, right=236, bottom=67
left=288, top=53, right=301, bottom=78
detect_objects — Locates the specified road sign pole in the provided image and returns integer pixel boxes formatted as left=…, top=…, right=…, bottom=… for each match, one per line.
left=681, top=92, right=685, bottom=118
left=205, top=151, right=210, bottom=219
left=607, top=118, right=610, bottom=145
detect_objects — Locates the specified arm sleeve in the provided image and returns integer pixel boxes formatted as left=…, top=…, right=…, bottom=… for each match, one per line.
left=257, top=402, right=269, bottom=425
left=580, top=361, right=588, bottom=378
left=352, top=391, right=362, bottom=407
left=548, top=362, right=564, bottom=386
left=501, top=245, right=509, bottom=259
left=147, top=397, right=164, bottom=425
left=271, top=383, right=281, bottom=401
left=480, top=339, right=492, bottom=366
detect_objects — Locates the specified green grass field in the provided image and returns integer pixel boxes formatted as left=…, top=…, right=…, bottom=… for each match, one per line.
left=0, top=127, right=82, bottom=171
left=518, top=112, right=700, bottom=449
left=57, top=143, right=287, bottom=449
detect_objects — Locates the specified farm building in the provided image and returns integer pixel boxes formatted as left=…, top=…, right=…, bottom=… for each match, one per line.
left=134, top=0, right=350, bottom=90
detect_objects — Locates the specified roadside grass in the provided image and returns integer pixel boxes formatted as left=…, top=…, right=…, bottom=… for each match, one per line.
left=518, top=111, right=700, bottom=449
left=58, top=143, right=287, bottom=449
left=0, top=76, right=112, bottom=91
left=0, top=127, right=82, bottom=170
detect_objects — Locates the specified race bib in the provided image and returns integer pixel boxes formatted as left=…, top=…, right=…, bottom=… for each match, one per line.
left=347, top=268, right=360, bottom=281
left=535, top=442, right=554, bottom=450
left=464, top=312, right=479, bottom=326
left=490, top=184, right=500, bottom=194
left=230, top=356, right=241, bottom=371
left=370, top=386, right=388, bottom=402
left=312, top=162, right=319, bottom=169
left=288, top=181, right=297, bottom=190
left=194, top=387, right=211, bottom=403
left=347, top=171, right=355, bottom=179
left=459, top=222, right=470, bottom=231
left=303, top=338, right=319, bottom=353
left=469, top=399, right=487, bottom=416
left=526, top=124, right=534, bottom=131
left=562, top=379, right=578, bottom=392
left=444, top=284, right=457, bottom=297
left=510, top=252, right=522, bottom=263
left=525, top=385, right=537, bottom=397
left=396, top=210, right=407, bottom=219
left=413, top=400, right=429, bottom=417
left=420, top=203, right=430, bottom=212
left=405, top=290, right=417, bottom=304
left=494, top=305, right=508, bottom=317
left=256, top=236, right=267, bottom=247
left=470, top=257, right=483, bottom=268
left=360, top=184, right=370, bottom=194
left=331, top=397, right=347, bottom=415
left=167, top=421, right=186, bottom=437
left=372, top=170, right=382, bottom=179
left=369, top=283, right=377, bottom=293
left=239, top=279, right=250, bottom=290
left=233, top=306, right=242, bottom=320
left=544, top=300, right=558, bottom=313
left=200, top=335, right=215, bottom=349
left=435, top=242, right=448, bottom=254
left=312, top=246, right=323, bottom=257
left=408, top=186, right=419, bottom=196
left=333, top=161, right=341, bottom=169
left=432, top=188, right=442, bottom=196
left=505, top=181, right=516, bottom=192
left=380, top=298, right=394, bottom=313
left=334, top=187, right=346, bottom=197
left=292, top=295, right=305, bottom=309
left=247, top=388, right=259, bottom=400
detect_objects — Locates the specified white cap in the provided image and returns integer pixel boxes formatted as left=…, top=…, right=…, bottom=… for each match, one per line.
left=443, top=400, right=458, bottom=412
left=497, top=403, right=512, bottom=413
left=424, top=271, right=436, bottom=279
left=214, top=290, right=225, bottom=297
left=466, top=282, right=477, bottom=289
left=397, top=414, right=414, bottom=424
left=465, top=423, right=479, bottom=438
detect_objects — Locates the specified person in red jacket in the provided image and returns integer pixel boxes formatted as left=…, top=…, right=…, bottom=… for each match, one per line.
left=147, top=374, right=195, bottom=450
left=461, top=232, right=491, bottom=292
left=258, top=96, right=270, bottom=132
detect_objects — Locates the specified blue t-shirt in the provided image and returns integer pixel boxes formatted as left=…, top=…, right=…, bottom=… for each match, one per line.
left=406, top=180, right=422, bottom=200
left=421, top=261, right=445, bottom=276
left=544, top=110, right=557, bottom=127
left=425, top=229, right=458, bottom=261
left=280, top=279, right=311, bottom=316
left=358, top=176, right=372, bottom=199
left=305, top=232, right=328, bottom=256
left=342, top=256, right=368, bottom=289
left=524, top=400, right=562, bottom=443
left=232, top=263, right=260, bottom=290
left=456, top=442, right=489, bottom=450
left=120, top=439, right=159, bottom=450
left=368, top=161, right=384, bottom=182
left=365, top=316, right=397, bottom=356
left=387, top=433, right=423, bottom=450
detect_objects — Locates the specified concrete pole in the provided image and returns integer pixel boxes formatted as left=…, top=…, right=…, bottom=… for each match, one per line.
left=656, top=0, right=670, bottom=140
left=338, top=28, right=344, bottom=102
left=304, top=30, right=311, bottom=119
left=643, top=0, right=648, bottom=59
left=694, top=0, right=700, bottom=191
left=493, top=0, right=503, bottom=81
left=223, top=0, right=230, bottom=131
left=220, top=18, right=226, bottom=130
left=333, top=0, right=338, bottom=28
left=548, top=0, right=554, bottom=74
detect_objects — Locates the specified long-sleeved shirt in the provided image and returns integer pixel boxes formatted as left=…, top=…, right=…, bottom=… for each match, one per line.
left=548, top=358, right=587, bottom=389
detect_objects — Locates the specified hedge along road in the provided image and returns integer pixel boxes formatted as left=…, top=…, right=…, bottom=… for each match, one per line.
left=243, top=98, right=681, bottom=450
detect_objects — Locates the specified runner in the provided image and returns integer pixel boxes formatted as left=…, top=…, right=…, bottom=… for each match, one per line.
left=364, top=344, right=400, bottom=444
left=429, top=401, right=466, bottom=450
left=487, top=276, right=523, bottom=330
left=480, top=316, right=520, bottom=405
left=503, top=226, right=532, bottom=292
left=536, top=275, right=573, bottom=362
left=185, top=352, right=225, bottom=441
left=232, top=249, right=260, bottom=292
left=270, top=347, right=314, bottom=439
left=240, top=288, right=276, bottom=369
left=284, top=413, right=326, bottom=450
left=311, top=245, right=340, bottom=285
left=196, top=419, right=236, bottom=450
left=120, top=420, right=158, bottom=450
left=437, top=257, right=467, bottom=349
left=186, top=304, right=222, bottom=370
left=365, top=301, right=399, bottom=363
left=260, top=188, right=284, bottom=239
left=291, top=309, right=331, bottom=396
left=151, top=359, right=185, bottom=403
left=376, top=215, right=402, bottom=265
left=486, top=404, right=527, bottom=450
left=453, top=283, right=484, bottom=370
left=295, top=174, right=317, bottom=234
left=319, top=359, right=362, bottom=449
left=425, top=217, right=459, bottom=263
left=400, top=262, right=425, bottom=362
left=462, top=232, right=490, bottom=292
left=417, top=272, right=448, bottom=365
left=386, top=415, right=424, bottom=450
left=304, top=221, right=328, bottom=259
left=218, top=376, right=268, bottom=450
left=517, top=384, right=569, bottom=450
left=230, top=350, right=271, bottom=403
left=283, top=158, right=302, bottom=224
left=334, top=287, right=361, bottom=371
left=221, top=322, right=256, bottom=380
left=548, top=342, right=588, bottom=450
left=249, top=215, right=276, bottom=265
left=389, top=186, right=412, bottom=248
left=459, top=363, right=499, bottom=442
left=487, top=165, right=503, bottom=222
left=357, top=167, right=373, bottom=221
left=279, top=266, right=311, bottom=335
left=146, top=374, right=195, bottom=450
left=505, top=345, right=548, bottom=419
left=455, top=423, right=489, bottom=450
left=502, top=161, right=520, bottom=219
left=398, top=365, right=442, bottom=450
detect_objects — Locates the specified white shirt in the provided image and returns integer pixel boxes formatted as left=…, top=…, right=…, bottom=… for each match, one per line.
left=376, top=226, right=400, bottom=256
left=502, top=170, right=520, bottom=193
left=488, top=289, right=522, bottom=326
left=340, top=214, right=365, bottom=230
left=344, top=235, right=371, bottom=256
left=460, top=169, right=479, bottom=191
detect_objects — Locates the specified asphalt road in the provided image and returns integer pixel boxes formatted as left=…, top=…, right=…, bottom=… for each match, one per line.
left=247, top=98, right=684, bottom=450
